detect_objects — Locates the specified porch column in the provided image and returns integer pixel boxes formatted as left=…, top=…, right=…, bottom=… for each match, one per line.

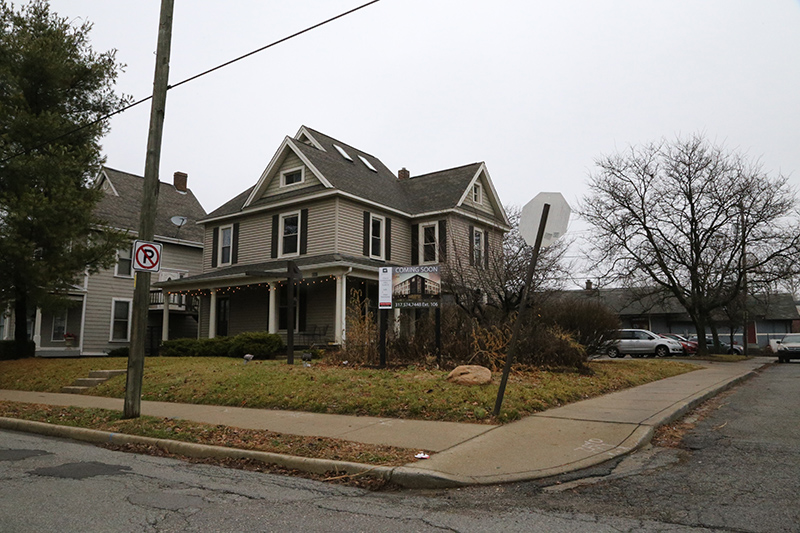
left=33, top=308, right=42, bottom=347
left=209, top=289, right=217, bottom=339
left=161, top=291, right=170, bottom=342
left=334, top=271, right=348, bottom=344
left=268, top=282, right=278, bottom=334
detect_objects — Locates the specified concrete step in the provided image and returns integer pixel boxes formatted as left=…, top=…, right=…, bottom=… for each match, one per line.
left=72, top=378, right=109, bottom=387
left=88, top=369, right=127, bottom=379
left=60, top=386, right=92, bottom=394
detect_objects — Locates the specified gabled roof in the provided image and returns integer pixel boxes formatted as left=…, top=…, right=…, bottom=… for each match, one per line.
left=94, top=167, right=207, bottom=244
left=201, top=126, right=509, bottom=227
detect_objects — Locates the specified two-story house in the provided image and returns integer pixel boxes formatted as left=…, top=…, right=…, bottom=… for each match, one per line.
left=0, top=167, right=207, bottom=356
left=159, top=126, right=510, bottom=345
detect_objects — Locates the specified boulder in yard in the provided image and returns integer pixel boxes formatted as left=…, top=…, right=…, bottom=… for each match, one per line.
left=446, top=365, right=492, bottom=385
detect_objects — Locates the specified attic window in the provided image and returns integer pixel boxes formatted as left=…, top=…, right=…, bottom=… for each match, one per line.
left=358, top=155, right=377, bottom=172
left=333, top=144, right=353, bottom=162
left=472, top=183, right=483, bottom=204
left=281, top=167, right=304, bottom=187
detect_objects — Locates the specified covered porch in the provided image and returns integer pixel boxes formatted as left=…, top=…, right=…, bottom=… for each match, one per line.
left=157, top=255, right=383, bottom=347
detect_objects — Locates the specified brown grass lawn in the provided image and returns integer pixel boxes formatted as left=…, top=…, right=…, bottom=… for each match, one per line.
left=0, top=357, right=699, bottom=480
left=0, top=357, right=698, bottom=423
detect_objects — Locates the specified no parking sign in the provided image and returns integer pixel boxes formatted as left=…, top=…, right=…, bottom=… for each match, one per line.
left=133, top=240, right=163, bottom=273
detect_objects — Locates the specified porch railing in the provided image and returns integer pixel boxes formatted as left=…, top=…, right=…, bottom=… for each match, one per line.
left=149, top=289, right=198, bottom=313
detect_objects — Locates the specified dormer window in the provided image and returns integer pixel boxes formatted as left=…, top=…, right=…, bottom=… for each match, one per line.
left=281, top=167, right=304, bottom=187
left=358, top=155, right=377, bottom=172
left=334, top=144, right=353, bottom=161
left=472, top=183, right=483, bottom=204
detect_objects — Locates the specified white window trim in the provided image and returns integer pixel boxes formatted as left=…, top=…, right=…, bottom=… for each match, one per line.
left=473, top=227, right=485, bottom=267
left=218, top=224, right=233, bottom=266
left=472, top=182, right=483, bottom=204
left=370, top=214, right=385, bottom=260
left=419, top=222, right=439, bottom=265
left=109, top=298, right=132, bottom=342
left=280, top=166, right=305, bottom=187
left=114, top=246, right=133, bottom=278
left=279, top=210, right=301, bottom=258
left=51, top=309, right=68, bottom=342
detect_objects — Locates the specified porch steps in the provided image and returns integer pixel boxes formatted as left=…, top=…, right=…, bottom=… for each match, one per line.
left=61, top=369, right=127, bottom=394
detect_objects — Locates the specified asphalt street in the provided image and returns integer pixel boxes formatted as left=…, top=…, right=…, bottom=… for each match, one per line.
left=0, top=361, right=796, bottom=532
left=432, top=362, right=800, bottom=533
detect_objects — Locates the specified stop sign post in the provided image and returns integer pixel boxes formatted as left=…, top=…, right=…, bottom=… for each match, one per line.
left=493, top=193, right=571, bottom=417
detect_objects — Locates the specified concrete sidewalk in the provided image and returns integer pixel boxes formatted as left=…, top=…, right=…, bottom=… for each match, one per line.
left=0, top=357, right=770, bottom=488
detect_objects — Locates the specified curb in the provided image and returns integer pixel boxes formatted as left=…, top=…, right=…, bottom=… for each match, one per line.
left=0, top=417, right=396, bottom=482
left=0, top=363, right=766, bottom=489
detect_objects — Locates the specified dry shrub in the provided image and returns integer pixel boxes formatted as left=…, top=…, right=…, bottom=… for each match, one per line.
left=468, top=322, right=511, bottom=371
left=387, top=305, right=475, bottom=368
left=336, top=289, right=378, bottom=365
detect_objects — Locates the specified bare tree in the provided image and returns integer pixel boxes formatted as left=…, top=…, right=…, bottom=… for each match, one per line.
left=443, top=205, right=572, bottom=323
left=580, top=134, right=800, bottom=353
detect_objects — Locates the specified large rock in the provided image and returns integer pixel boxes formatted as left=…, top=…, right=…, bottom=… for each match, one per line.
left=446, top=365, right=492, bottom=385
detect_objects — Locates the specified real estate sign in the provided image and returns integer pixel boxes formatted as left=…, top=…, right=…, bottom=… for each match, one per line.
left=391, top=266, right=441, bottom=308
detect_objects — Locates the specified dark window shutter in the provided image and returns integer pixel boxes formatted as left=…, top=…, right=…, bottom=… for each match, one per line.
left=438, top=220, right=447, bottom=262
left=300, top=209, right=309, bottom=255
left=484, top=230, right=489, bottom=269
left=385, top=218, right=391, bottom=261
left=211, top=227, right=219, bottom=267
left=468, top=225, right=475, bottom=266
left=271, top=214, right=279, bottom=258
left=231, top=222, right=240, bottom=264
left=411, top=224, right=419, bottom=265
left=363, top=211, right=370, bottom=256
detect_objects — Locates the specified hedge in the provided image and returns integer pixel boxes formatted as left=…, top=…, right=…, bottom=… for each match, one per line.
left=160, top=332, right=284, bottom=359
left=0, top=340, right=36, bottom=360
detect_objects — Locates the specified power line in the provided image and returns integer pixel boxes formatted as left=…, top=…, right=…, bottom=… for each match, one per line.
left=1, top=0, right=381, bottom=164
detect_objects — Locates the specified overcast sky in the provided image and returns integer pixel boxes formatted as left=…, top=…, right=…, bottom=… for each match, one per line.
left=48, top=0, right=800, bottom=272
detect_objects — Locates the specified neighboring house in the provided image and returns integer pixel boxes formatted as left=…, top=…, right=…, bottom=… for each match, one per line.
left=574, top=284, right=800, bottom=348
left=159, top=126, right=510, bottom=345
left=0, top=167, right=207, bottom=356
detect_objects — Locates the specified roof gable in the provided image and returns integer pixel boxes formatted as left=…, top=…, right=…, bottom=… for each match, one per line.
left=95, top=167, right=207, bottom=244
left=206, top=126, right=509, bottom=227
left=244, top=137, right=333, bottom=208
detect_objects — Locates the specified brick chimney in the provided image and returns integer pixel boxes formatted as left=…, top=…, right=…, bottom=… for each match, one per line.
left=585, top=280, right=593, bottom=291
left=173, top=171, right=188, bottom=192
left=398, top=167, right=410, bottom=180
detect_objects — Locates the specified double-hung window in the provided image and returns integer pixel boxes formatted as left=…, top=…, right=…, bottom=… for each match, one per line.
left=370, top=214, right=384, bottom=259
left=52, top=311, right=67, bottom=342
left=473, top=228, right=485, bottom=267
left=421, top=223, right=438, bottom=264
left=115, top=246, right=133, bottom=277
left=219, top=225, right=233, bottom=265
left=110, top=299, right=132, bottom=342
left=280, top=212, right=300, bottom=257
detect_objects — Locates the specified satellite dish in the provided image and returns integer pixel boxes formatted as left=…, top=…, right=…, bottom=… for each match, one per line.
left=170, top=216, right=188, bottom=228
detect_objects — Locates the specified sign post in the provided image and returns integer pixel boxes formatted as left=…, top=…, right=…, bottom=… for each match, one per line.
left=286, top=261, right=302, bottom=365
left=493, top=192, right=571, bottom=417
left=378, top=267, right=392, bottom=367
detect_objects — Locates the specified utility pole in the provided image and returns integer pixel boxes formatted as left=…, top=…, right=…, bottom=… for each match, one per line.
left=124, top=0, right=175, bottom=418
left=741, top=202, right=749, bottom=356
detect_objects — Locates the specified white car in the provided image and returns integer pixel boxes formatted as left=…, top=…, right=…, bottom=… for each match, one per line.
left=605, top=329, right=684, bottom=358
left=773, top=333, right=800, bottom=363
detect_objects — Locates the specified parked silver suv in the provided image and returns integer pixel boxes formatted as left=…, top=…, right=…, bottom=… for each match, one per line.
left=605, top=329, right=684, bottom=358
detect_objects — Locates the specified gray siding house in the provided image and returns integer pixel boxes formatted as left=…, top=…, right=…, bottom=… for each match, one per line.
left=160, top=126, right=510, bottom=344
left=0, top=167, right=207, bottom=356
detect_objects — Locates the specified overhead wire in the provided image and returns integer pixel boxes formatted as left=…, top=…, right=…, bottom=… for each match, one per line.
left=0, top=0, right=382, bottom=164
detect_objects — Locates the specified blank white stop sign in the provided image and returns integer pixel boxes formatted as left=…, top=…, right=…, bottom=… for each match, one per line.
left=519, top=192, right=571, bottom=248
